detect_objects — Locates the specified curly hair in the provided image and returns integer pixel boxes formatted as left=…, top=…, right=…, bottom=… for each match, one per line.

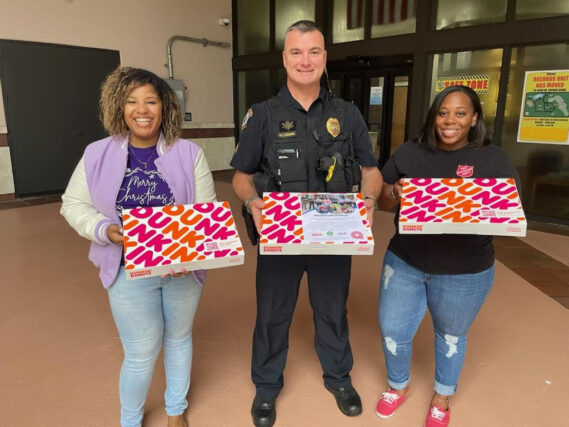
left=99, top=67, right=182, bottom=145
left=417, top=85, right=490, bottom=151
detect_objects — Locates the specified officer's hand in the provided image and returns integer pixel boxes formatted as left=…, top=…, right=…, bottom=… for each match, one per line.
left=249, top=199, right=265, bottom=233
left=391, top=178, right=404, bottom=202
left=364, top=198, right=375, bottom=227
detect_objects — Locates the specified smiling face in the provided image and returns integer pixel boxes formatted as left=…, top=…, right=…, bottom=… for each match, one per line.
left=435, top=91, right=478, bottom=151
left=282, top=29, right=327, bottom=90
left=123, top=84, right=163, bottom=147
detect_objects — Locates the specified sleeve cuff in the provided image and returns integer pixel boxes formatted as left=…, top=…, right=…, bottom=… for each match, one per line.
left=95, top=219, right=114, bottom=245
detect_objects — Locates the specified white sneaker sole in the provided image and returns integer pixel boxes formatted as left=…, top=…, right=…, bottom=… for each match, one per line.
left=376, top=409, right=397, bottom=419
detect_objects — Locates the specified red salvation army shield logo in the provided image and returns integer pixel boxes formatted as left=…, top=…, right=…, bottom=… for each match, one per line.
left=456, top=165, right=474, bottom=177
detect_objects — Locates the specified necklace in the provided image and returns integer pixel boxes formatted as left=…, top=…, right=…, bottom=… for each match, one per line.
left=129, top=146, right=157, bottom=169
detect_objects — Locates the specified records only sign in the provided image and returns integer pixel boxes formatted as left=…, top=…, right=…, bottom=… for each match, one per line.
left=517, top=70, right=569, bottom=145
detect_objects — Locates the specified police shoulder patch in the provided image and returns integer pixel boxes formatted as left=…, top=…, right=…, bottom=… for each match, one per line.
left=241, top=108, right=253, bottom=131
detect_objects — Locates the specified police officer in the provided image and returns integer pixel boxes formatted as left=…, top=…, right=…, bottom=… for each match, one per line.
left=231, top=20, right=382, bottom=427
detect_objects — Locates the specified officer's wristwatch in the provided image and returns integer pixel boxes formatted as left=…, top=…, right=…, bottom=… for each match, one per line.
left=389, top=185, right=400, bottom=202
left=244, top=195, right=261, bottom=213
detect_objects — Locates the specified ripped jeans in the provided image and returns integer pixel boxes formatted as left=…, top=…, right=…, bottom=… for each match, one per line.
left=378, top=250, right=494, bottom=396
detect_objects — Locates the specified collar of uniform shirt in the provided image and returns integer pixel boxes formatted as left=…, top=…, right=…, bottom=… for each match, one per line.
left=278, top=84, right=328, bottom=115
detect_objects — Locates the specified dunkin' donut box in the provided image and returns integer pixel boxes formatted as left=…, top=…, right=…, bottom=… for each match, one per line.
left=123, top=202, right=244, bottom=280
left=399, top=178, right=526, bottom=236
left=259, top=192, right=374, bottom=255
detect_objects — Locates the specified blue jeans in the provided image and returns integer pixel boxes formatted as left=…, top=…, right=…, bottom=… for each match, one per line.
left=107, top=267, right=203, bottom=427
left=378, top=250, right=494, bottom=396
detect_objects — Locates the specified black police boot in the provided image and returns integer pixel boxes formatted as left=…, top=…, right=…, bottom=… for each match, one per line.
left=251, top=395, right=276, bottom=427
left=325, top=383, right=362, bottom=416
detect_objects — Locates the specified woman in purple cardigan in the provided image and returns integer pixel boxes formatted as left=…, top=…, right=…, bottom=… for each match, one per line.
left=61, top=67, right=216, bottom=427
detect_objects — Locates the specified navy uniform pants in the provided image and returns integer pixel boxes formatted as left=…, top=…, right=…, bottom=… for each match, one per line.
left=252, top=253, right=353, bottom=398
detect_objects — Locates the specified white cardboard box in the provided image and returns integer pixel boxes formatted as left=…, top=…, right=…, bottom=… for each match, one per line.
left=259, top=192, right=374, bottom=255
left=123, top=202, right=244, bottom=280
left=398, top=178, right=526, bottom=236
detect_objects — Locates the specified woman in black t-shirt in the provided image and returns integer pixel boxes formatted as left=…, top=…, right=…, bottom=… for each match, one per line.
left=374, top=86, right=520, bottom=427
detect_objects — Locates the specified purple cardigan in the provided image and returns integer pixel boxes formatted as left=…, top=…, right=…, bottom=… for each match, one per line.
left=83, top=134, right=207, bottom=288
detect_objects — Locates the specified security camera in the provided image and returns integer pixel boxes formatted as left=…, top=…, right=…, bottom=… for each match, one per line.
left=218, top=18, right=231, bottom=26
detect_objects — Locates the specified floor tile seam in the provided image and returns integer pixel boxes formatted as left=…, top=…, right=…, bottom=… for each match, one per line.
left=508, top=269, right=563, bottom=280
left=496, top=243, right=569, bottom=300
left=496, top=239, right=569, bottom=269
left=532, top=282, right=569, bottom=290
left=533, top=283, right=569, bottom=297
left=0, top=200, right=60, bottom=210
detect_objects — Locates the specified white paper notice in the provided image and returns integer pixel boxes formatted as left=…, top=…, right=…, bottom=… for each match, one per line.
left=300, top=193, right=367, bottom=242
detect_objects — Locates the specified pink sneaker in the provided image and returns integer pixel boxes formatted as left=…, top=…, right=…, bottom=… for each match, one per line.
left=375, top=388, right=407, bottom=418
left=425, top=404, right=450, bottom=426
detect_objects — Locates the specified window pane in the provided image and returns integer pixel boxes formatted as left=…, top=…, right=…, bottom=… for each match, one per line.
left=371, top=0, right=416, bottom=38
left=430, top=49, right=503, bottom=137
left=276, top=68, right=287, bottom=89
left=333, top=0, right=366, bottom=43
left=390, top=76, right=408, bottom=155
left=237, top=69, right=286, bottom=124
left=368, top=76, right=385, bottom=159
left=436, top=0, right=507, bottom=30
left=275, top=0, right=316, bottom=49
left=329, top=78, right=344, bottom=98
left=516, top=0, right=569, bottom=20
left=501, top=44, right=569, bottom=220
left=368, top=77, right=384, bottom=126
left=237, top=70, right=270, bottom=125
left=347, top=76, right=364, bottom=114
left=237, top=0, right=270, bottom=55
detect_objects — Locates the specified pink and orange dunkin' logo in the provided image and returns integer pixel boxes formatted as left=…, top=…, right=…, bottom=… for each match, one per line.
left=259, top=193, right=304, bottom=245
left=123, top=202, right=243, bottom=277
left=399, top=178, right=526, bottom=235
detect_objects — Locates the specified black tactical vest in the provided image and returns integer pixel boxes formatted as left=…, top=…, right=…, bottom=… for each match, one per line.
left=252, top=95, right=362, bottom=194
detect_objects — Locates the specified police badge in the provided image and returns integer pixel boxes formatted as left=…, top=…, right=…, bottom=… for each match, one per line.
left=326, top=117, right=340, bottom=138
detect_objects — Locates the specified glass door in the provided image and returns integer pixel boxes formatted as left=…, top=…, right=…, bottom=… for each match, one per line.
left=389, top=75, right=409, bottom=156
left=367, top=75, right=386, bottom=159
left=328, top=65, right=411, bottom=166
left=366, top=70, right=411, bottom=166
left=346, top=73, right=365, bottom=112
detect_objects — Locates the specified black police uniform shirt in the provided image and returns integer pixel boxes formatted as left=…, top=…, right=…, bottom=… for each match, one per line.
left=382, top=140, right=521, bottom=275
left=230, top=85, right=378, bottom=184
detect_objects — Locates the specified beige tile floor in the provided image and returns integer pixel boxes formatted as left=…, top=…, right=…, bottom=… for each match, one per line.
left=0, top=178, right=568, bottom=426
